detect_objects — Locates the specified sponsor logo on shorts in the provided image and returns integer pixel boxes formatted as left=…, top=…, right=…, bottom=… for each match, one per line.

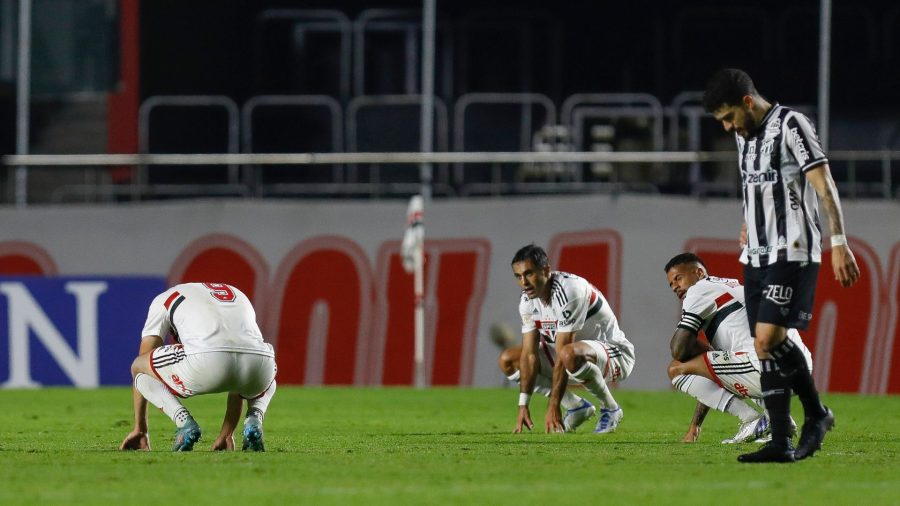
left=765, top=284, right=793, bottom=306
left=170, top=374, right=193, bottom=396
left=733, top=382, right=750, bottom=397
left=798, top=311, right=813, bottom=321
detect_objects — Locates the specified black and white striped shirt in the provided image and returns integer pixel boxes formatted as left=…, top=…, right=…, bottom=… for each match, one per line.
left=736, top=104, right=827, bottom=267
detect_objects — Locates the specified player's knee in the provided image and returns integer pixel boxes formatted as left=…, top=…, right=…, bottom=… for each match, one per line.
left=497, top=348, right=518, bottom=375
left=667, top=360, right=686, bottom=380
left=130, top=355, right=150, bottom=377
left=755, top=334, right=779, bottom=353
left=557, top=344, right=579, bottom=372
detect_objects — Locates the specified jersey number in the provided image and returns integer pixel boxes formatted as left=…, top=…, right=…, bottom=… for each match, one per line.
left=203, top=282, right=236, bottom=302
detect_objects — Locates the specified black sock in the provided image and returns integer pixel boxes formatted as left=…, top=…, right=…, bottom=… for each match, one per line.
left=771, top=338, right=827, bottom=420
left=760, top=358, right=792, bottom=446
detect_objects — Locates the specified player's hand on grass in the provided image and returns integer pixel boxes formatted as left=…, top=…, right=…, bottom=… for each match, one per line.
left=119, top=430, right=150, bottom=451
left=544, top=406, right=565, bottom=434
left=211, top=434, right=235, bottom=451
left=514, top=406, right=534, bottom=433
left=682, top=424, right=701, bottom=443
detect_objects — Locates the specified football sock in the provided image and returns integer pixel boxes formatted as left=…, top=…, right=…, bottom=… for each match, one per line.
left=247, top=380, right=277, bottom=421
left=771, top=338, right=827, bottom=419
left=760, top=359, right=792, bottom=446
left=671, top=374, right=757, bottom=422
left=533, top=374, right=583, bottom=410
left=134, top=373, right=192, bottom=427
left=569, top=361, right=618, bottom=410
left=507, top=371, right=583, bottom=410
left=724, top=397, right=763, bottom=423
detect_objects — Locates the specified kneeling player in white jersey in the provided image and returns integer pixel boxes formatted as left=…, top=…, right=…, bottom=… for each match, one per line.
left=664, top=253, right=811, bottom=443
left=501, top=244, right=635, bottom=434
left=119, top=282, right=277, bottom=452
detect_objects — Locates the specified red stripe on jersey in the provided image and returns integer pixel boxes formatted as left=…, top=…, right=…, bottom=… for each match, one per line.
left=589, top=290, right=597, bottom=305
left=163, top=291, right=181, bottom=309
left=714, top=293, right=734, bottom=308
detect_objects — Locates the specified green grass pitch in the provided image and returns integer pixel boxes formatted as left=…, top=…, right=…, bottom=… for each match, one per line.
left=1, top=387, right=899, bottom=505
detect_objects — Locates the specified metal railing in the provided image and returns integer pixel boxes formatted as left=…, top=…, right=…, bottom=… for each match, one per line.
left=3, top=150, right=898, bottom=204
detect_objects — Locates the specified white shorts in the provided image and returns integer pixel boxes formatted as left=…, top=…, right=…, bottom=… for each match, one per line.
left=703, top=350, right=761, bottom=399
left=150, top=344, right=277, bottom=399
left=538, top=340, right=634, bottom=384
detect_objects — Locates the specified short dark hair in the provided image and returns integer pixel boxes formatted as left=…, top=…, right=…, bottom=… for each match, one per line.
left=511, top=244, right=549, bottom=268
left=702, top=68, right=758, bottom=113
left=664, top=252, right=708, bottom=273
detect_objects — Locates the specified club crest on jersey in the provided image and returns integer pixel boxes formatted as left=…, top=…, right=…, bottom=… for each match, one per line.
left=765, top=284, right=793, bottom=306
left=766, top=118, right=781, bottom=135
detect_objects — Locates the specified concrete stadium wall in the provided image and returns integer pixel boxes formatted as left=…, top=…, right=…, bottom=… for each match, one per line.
left=1, top=195, right=898, bottom=393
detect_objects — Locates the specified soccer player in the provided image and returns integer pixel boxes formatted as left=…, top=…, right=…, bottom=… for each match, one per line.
left=664, top=252, right=812, bottom=444
left=118, top=282, right=277, bottom=452
left=703, top=69, right=860, bottom=463
left=502, top=244, right=635, bottom=434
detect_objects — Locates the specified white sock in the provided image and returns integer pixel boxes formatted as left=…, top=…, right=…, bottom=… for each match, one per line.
left=246, top=381, right=276, bottom=423
left=671, top=374, right=757, bottom=423
left=569, top=361, right=618, bottom=410
left=507, top=371, right=583, bottom=410
left=725, top=397, right=763, bottom=423
left=134, top=373, right=192, bottom=427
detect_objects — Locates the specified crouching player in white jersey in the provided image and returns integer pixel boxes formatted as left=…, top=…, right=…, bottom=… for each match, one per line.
left=119, top=282, right=277, bottom=452
left=664, top=253, right=812, bottom=444
left=500, top=244, right=635, bottom=434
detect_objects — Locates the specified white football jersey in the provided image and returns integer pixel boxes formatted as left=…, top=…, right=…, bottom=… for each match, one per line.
left=677, top=276, right=810, bottom=357
left=141, top=282, right=274, bottom=357
left=519, top=271, right=633, bottom=357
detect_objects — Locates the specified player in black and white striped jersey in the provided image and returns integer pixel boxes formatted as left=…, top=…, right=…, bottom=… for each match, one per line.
left=119, top=283, right=277, bottom=452
left=664, top=253, right=813, bottom=444
left=703, top=69, right=860, bottom=463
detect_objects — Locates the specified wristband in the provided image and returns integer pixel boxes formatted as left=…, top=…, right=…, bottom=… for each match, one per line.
left=518, top=393, right=531, bottom=406
left=830, top=234, right=848, bottom=247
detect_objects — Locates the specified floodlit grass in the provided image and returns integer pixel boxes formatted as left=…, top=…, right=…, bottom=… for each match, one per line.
left=1, top=387, right=899, bottom=505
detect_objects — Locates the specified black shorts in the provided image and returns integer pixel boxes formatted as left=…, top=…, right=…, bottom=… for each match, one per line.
left=743, top=261, right=819, bottom=334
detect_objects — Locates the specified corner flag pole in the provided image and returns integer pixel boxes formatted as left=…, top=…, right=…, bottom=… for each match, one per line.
left=402, top=195, right=426, bottom=388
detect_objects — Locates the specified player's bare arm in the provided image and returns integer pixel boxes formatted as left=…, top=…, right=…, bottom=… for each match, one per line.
left=119, top=334, right=164, bottom=451
left=211, top=392, right=244, bottom=451
left=805, top=164, right=860, bottom=288
left=682, top=402, right=710, bottom=443
left=546, top=331, right=575, bottom=433
left=670, top=328, right=711, bottom=363
left=514, top=330, right=539, bottom=433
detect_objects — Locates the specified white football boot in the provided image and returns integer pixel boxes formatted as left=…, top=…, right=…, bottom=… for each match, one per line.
left=722, top=413, right=771, bottom=444
left=563, top=399, right=596, bottom=433
left=593, top=407, right=623, bottom=434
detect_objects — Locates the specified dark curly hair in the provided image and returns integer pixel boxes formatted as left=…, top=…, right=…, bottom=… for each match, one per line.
left=702, top=68, right=758, bottom=113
